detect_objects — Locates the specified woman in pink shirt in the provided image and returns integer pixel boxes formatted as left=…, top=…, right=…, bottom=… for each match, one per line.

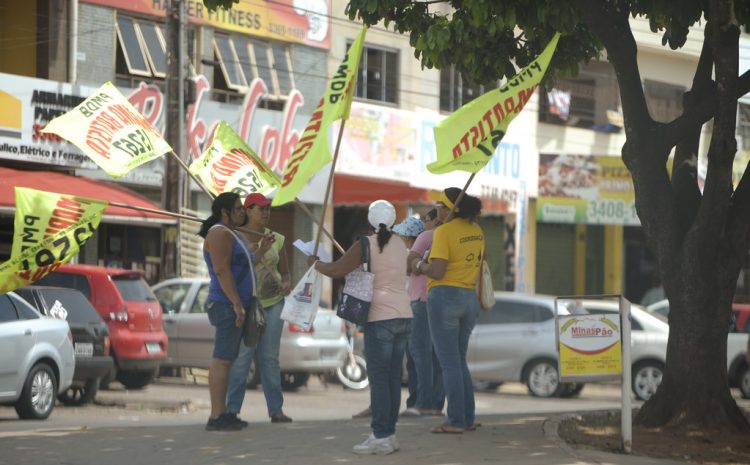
left=309, top=200, right=412, bottom=456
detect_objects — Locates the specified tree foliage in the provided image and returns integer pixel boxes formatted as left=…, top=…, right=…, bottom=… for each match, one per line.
left=346, top=0, right=750, bottom=433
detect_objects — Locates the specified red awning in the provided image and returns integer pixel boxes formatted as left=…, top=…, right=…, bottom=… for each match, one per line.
left=0, top=167, right=175, bottom=225
left=333, top=174, right=431, bottom=205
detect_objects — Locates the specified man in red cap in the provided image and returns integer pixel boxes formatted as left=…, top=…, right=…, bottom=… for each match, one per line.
left=225, top=193, right=294, bottom=425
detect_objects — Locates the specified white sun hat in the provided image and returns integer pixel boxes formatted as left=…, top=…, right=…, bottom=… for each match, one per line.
left=368, top=200, right=396, bottom=229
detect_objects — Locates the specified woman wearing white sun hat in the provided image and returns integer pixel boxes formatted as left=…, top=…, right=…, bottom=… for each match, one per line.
left=309, top=200, right=412, bottom=455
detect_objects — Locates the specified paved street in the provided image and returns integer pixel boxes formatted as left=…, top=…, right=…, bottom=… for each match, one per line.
left=3, top=377, right=747, bottom=465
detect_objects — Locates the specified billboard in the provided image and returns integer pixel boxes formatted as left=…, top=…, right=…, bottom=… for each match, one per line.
left=82, top=0, right=330, bottom=49
left=536, top=153, right=639, bottom=225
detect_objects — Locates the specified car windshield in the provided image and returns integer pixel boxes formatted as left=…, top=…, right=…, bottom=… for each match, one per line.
left=113, top=276, right=158, bottom=302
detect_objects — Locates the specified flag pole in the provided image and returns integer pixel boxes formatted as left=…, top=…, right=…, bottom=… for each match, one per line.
left=168, top=151, right=215, bottom=199
left=447, top=172, right=478, bottom=220
left=312, top=120, right=346, bottom=257
left=294, top=199, right=345, bottom=254
left=108, top=201, right=202, bottom=222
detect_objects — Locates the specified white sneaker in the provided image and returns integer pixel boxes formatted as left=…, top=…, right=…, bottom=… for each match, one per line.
left=352, top=433, right=396, bottom=455
left=388, top=435, right=399, bottom=451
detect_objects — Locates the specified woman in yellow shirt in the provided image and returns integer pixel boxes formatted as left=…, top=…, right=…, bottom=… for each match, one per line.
left=412, top=187, right=484, bottom=434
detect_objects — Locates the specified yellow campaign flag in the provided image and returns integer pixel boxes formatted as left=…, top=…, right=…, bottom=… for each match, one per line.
left=271, top=26, right=367, bottom=206
left=0, top=187, right=107, bottom=294
left=429, top=33, right=560, bottom=174
left=41, top=82, right=172, bottom=179
left=189, top=121, right=281, bottom=199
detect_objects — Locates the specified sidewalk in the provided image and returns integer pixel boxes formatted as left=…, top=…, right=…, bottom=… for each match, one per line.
left=0, top=412, right=689, bottom=465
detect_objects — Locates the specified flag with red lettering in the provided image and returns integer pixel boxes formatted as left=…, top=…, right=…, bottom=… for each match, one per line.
left=271, top=26, right=367, bottom=206
left=189, top=121, right=281, bottom=199
left=429, top=33, right=560, bottom=174
left=41, top=82, right=172, bottom=178
left=0, top=187, right=106, bottom=294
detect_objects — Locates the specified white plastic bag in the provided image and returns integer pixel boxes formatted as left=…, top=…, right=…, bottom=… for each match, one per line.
left=280, top=265, right=321, bottom=331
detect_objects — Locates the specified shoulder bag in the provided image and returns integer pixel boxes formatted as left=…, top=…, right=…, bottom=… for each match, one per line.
left=336, top=236, right=374, bottom=325
left=476, top=248, right=495, bottom=311
left=221, top=225, right=266, bottom=347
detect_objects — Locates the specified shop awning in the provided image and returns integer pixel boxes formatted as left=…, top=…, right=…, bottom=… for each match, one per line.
left=333, top=174, right=431, bottom=205
left=0, top=167, right=176, bottom=226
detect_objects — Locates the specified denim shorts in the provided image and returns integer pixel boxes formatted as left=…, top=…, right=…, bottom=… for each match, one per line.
left=206, top=300, right=243, bottom=361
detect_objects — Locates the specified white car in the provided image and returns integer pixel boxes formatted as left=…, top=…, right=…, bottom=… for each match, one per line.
left=152, top=278, right=349, bottom=390
left=467, top=292, right=589, bottom=398
left=643, top=299, right=750, bottom=399
left=0, top=291, right=75, bottom=419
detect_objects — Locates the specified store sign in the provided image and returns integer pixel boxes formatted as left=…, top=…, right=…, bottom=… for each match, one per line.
left=558, top=313, right=622, bottom=380
left=0, top=74, right=100, bottom=171
left=536, top=154, right=639, bottom=225
left=335, top=102, right=417, bottom=183
left=81, top=0, right=330, bottom=49
left=0, top=73, right=313, bottom=190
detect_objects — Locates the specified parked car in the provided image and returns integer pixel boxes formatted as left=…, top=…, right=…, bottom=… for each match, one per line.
left=647, top=298, right=750, bottom=333
left=0, top=291, right=75, bottom=419
left=152, top=277, right=349, bottom=390
left=583, top=299, right=749, bottom=400
left=35, top=264, right=167, bottom=390
left=467, top=291, right=589, bottom=398
left=14, top=286, right=114, bottom=405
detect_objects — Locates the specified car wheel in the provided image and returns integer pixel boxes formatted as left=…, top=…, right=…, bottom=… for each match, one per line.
left=337, top=354, right=369, bottom=390
left=632, top=361, right=664, bottom=401
left=281, top=372, right=310, bottom=391
left=117, top=369, right=156, bottom=390
left=739, top=365, right=750, bottom=399
left=524, top=359, right=562, bottom=398
left=559, top=383, right=585, bottom=398
left=58, top=379, right=99, bottom=406
left=15, top=363, right=57, bottom=420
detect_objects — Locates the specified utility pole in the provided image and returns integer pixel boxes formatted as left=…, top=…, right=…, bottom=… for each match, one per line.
left=163, top=0, right=185, bottom=279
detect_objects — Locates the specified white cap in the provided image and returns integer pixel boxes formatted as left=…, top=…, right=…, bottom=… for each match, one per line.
left=368, top=200, right=396, bottom=229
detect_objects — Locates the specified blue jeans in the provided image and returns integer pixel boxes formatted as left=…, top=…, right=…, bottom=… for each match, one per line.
left=405, top=347, right=416, bottom=408
left=364, top=318, right=411, bottom=439
left=427, top=286, right=479, bottom=428
left=226, top=299, right=285, bottom=417
left=410, top=300, right=445, bottom=411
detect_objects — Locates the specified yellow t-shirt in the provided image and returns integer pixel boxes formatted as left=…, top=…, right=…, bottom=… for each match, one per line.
left=427, top=218, right=484, bottom=292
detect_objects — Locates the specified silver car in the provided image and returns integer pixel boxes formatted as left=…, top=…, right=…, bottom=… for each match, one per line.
left=152, top=278, right=348, bottom=389
left=0, top=291, right=75, bottom=419
left=467, top=292, right=588, bottom=398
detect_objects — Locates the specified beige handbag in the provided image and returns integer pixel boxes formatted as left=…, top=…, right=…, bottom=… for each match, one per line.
left=476, top=255, right=495, bottom=311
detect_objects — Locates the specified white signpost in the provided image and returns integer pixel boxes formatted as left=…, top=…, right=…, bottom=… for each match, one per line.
left=555, top=295, right=632, bottom=453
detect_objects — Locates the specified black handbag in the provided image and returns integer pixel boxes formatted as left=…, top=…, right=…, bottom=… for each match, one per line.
left=336, top=236, right=374, bottom=326
left=243, top=298, right=266, bottom=347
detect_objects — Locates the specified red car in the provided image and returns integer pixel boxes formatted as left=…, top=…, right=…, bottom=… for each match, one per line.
left=36, top=264, right=167, bottom=389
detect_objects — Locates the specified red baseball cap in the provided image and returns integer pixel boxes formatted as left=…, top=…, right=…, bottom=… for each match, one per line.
left=243, top=193, right=271, bottom=208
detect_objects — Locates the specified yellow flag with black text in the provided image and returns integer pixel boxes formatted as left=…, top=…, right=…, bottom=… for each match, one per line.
left=429, top=33, right=560, bottom=174
left=271, top=26, right=367, bottom=206
left=189, top=121, right=281, bottom=199
left=42, top=82, right=172, bottom=178
left=0, top=187, right=107, bottom=294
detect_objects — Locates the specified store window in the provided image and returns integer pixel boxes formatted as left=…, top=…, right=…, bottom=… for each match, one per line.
left=439, top=66, right=486, bottom=112
left=539, top=61, right=620, bottom=131
left=115, top=16, right=167, bottom=79
left=212, top=33, right=295, bottom=102
left=354, top=44, right=398, bottom=104
left=644, top=80, right=685, bottom=123
left=0, top=0, right=69, bottom=81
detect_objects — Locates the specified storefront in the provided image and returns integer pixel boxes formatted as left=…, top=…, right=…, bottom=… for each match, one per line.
left=534, top=153, right=653, bottom=302
left=329, top=101, right=536, bottom=293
